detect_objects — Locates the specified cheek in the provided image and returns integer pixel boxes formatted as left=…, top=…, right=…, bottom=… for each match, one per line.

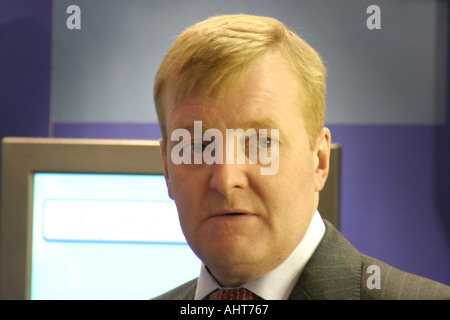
left=166, top=163, right=189, bottom=196
left=268, top=153, right=317, bottom=216
left=278, top=150, right=316, bottom=190
left=167, top=167, right=204, bottom=226
left=168, top=174, right=191, bottom=209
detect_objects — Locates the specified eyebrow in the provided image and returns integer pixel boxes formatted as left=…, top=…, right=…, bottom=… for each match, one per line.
left=239, top=119, right=280, bottom=131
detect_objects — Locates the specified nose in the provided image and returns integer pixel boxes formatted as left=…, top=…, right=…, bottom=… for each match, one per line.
left=207, top=132, right=250, bottom=195
left=208, top=162, right=249, bottom=196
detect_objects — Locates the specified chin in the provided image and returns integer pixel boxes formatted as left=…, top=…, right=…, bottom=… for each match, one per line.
left=199, top=239, right=268, bottom=269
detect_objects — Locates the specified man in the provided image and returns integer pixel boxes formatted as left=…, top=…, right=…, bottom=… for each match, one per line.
left=153, top=14, right=450, bottom=300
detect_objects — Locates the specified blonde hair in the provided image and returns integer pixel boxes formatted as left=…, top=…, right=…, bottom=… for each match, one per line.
left=154, top=14, right=326, bottom=149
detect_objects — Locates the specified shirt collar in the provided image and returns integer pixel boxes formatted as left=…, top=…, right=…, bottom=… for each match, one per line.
left=194, top=210, right=326, bottom=300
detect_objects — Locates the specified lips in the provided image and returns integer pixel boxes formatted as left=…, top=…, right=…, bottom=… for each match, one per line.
left=218, top=212, right=246, bottom=216
left=210, top=210, right=255, bottom=218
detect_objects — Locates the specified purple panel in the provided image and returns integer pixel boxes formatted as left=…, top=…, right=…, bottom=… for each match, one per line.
left=0, top=1, right=51, bottom=138
left=52, top=122, right=162, bottom=140
left=0, top=0, right=52, bottom=213
left=328, top=124, right=449, bottom=285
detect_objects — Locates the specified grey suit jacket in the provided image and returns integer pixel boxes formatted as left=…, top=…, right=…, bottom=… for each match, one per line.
left=154, top=220, right=450, bottom=300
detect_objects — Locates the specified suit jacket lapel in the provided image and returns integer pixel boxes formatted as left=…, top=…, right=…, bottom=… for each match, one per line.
left=289, top=220, right=362, bottom=300
left=179, top=280, right=197, bottom=300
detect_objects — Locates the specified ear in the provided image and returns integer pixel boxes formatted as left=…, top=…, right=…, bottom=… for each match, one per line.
left=159, top=138, right=174, bottom=199
left=314, top=127, right=331, bottom=192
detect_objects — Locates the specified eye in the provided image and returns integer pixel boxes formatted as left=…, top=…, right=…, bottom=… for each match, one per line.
left=179, top=141, right=205, bottom=156
left=191, top=142, right=206, bottom=154
left=243, top=134, right=273, bottom=152
left=258, top=136, right=271, bottom=149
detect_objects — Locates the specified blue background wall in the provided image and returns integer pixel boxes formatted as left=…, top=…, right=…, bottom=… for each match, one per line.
left=1, top=0, right=449, bottom=288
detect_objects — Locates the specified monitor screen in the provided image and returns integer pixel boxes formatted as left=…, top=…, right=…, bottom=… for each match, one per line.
left=31, top=173, right=200, bottom=300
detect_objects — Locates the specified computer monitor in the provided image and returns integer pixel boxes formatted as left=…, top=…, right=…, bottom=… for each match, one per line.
left=0, top=137, right=201, bottom=300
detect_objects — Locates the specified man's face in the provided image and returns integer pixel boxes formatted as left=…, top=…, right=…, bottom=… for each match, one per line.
left=160, top=51, right=330, bottom=287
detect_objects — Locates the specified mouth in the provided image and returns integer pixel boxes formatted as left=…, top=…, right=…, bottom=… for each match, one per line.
left=210, top=210, right=255, bottom=219
left=219, top=212, right=246, bottom=216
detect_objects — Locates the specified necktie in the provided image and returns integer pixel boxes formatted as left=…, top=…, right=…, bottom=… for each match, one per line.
left=209, top=288, right=261, bottom=300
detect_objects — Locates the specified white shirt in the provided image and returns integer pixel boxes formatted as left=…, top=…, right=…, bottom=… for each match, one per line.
left=194, top=210, right=326, bottom=300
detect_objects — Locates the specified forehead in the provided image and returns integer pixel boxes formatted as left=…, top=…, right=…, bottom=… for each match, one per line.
left=163, top=51, right=304, bottom=130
